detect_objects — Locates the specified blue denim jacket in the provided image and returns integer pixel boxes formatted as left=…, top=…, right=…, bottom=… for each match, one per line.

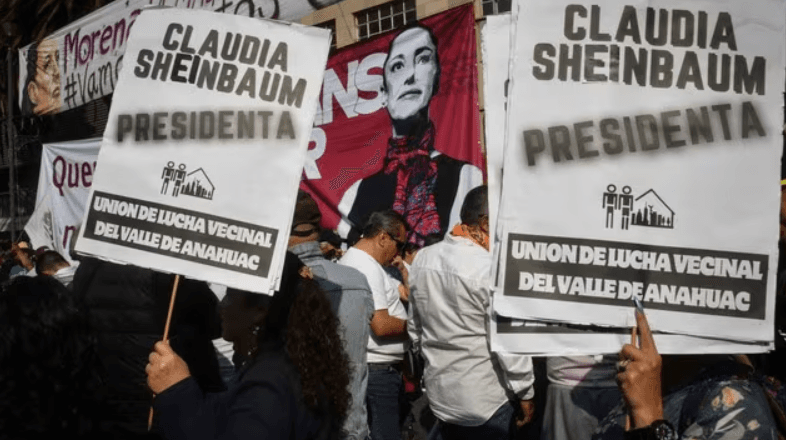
left=290, top=241, right=375, bottom=440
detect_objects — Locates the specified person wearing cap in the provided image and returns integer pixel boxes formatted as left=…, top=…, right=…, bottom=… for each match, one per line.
left=289, top=189, right=376, bottom=440
left=339, top=209, right=410, bottom=440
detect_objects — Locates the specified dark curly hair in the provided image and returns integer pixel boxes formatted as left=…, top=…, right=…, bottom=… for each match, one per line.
left=0, top=276, right=104, bottom=438
left=249, top=252, right=351, bottom=429
left=286, top=275, right=351, bottom=422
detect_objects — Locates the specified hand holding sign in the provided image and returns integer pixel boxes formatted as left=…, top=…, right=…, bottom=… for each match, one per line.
left=146, top=340, right=191, bottom=395
left=617, top=309, right=664, bottom=429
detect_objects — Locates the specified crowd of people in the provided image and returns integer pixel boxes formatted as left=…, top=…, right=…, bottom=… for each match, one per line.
left=1, top=184, right=786, bottom=440
left=3, top=5, right=786, bottom=440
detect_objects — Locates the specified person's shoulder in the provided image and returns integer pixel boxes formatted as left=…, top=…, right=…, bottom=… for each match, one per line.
left=338, top=248, right=373, bottom=270
left=414, top=236, right=490, bottom=277
left=413, top=239, right=451, bottom=262
left=679, top=377, right=777, bottom=438
left=243, top=348, right=302, bottom=394
left=316, top=259, right=372, bottom=291
left=434, top=153, right=476, bottom=171
left=427, top=234, right=487, bottom=258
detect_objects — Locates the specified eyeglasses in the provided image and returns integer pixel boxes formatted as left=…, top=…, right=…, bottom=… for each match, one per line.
left=387, top=232, right=407, bottom=254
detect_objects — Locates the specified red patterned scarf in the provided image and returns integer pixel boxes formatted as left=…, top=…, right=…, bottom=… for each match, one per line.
left=384, top=123, right=440, bottom=246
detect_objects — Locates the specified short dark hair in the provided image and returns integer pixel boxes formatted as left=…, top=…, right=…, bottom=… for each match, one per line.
left=381, top=25, right=441, bottom=97
left=36, top=250, right=69, bottom=274
left=460, top=185, right=489, bottom=226
left=360, top=210, right=408, bottom=240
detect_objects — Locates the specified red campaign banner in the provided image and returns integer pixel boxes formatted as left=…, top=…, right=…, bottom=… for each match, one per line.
left=301, top=4, right=484, bottom=245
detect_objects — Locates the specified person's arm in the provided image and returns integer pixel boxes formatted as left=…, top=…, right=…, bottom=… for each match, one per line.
left=617, top=310, right=664, bottom=429
left=391, top=257, right=410, bottom=303
left=494, top=352, right=536, bottom=399
left=484, top=283, right=535, bottom=425
left=370, top=308, right=407, bottom=339
left=406, top=282, right=421, bottom=347
left=149, top=342, right=297, bottom=440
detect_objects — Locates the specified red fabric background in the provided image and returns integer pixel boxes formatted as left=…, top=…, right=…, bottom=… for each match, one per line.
left=301, top=4, right=483, bottom=230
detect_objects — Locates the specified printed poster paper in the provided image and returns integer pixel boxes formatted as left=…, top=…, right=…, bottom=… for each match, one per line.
left=481, top=14, right=512, bottom=258
left=26, top=138, right=101, bottom=260
left=300, top=5, right=484, bottom=244
left=491, top=315, right=773, bottom=355
left=75, top=8, right=330, bottom=294
left=18, top=0, right=342, bottom=115
left=493, top=0, right=785, bottom=342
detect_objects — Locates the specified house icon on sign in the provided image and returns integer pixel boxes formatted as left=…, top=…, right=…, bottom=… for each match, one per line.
left=179, top=168, right=215, bottom=200
left=631, top=189, right=674, bottom=229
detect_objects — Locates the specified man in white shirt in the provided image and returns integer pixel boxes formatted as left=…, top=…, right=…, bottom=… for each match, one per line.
left=408, top=185, right=536, bottom=439
left=340, top=209, right=410, bottom=440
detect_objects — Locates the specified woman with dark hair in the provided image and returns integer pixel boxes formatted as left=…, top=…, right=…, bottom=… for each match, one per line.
left=0, top=275, right=105, bottom=438
left=147, top=252, right=351, bottom=440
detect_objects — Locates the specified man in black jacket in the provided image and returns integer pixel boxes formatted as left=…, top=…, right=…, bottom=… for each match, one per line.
left=72, top=257, right=223, bottom=439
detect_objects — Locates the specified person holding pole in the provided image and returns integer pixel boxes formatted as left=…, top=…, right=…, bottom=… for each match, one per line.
left=146, top=252, right=351, bottom=440
left=72, top=257, right=223, bottom=439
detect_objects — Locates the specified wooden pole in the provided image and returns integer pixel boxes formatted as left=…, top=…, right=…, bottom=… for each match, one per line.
left=162, top=275, right=181, bottom=341
left=148, top=274, right=181, bottom=431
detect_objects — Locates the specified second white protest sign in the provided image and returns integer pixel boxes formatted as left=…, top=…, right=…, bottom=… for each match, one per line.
left=493, top=0, right=785, bottom=342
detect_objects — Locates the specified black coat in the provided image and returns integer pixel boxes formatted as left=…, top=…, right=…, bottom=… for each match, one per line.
left=154, top=340, right=334, bottom=440
left=72, top=257, right=223, bottom=439
left=347, top=154, right=468, bottom=241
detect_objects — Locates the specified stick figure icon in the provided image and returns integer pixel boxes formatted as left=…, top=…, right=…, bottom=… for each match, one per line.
left=619, top=186, right=634, bottom=230
left=161, top=161, right=175, bottom=195
left=172, top=164, right=187, bottom=197
left=602, top=184, right=619, bottom=229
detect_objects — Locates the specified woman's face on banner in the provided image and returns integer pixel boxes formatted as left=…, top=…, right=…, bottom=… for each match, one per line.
left=383, top=27, right=438, bottom=121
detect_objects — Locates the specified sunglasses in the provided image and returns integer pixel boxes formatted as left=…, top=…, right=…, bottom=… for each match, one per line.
left=387, top=232, right=407, bottom=253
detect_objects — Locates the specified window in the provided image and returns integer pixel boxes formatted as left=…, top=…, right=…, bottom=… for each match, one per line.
left=481, top=0, right=511, bottom=16
left=355, top=0, right=416, bottom=42
left=315, top=20, right=337, bottom=52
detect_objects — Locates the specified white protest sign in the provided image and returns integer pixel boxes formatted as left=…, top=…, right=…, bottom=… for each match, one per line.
left=26, top=138, right=101, bottom=260
left=75, top=8, right=330, bottom=294
left=493, top=0, right=784, bottom=343
left=481, top=14, right=511, bottom=258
